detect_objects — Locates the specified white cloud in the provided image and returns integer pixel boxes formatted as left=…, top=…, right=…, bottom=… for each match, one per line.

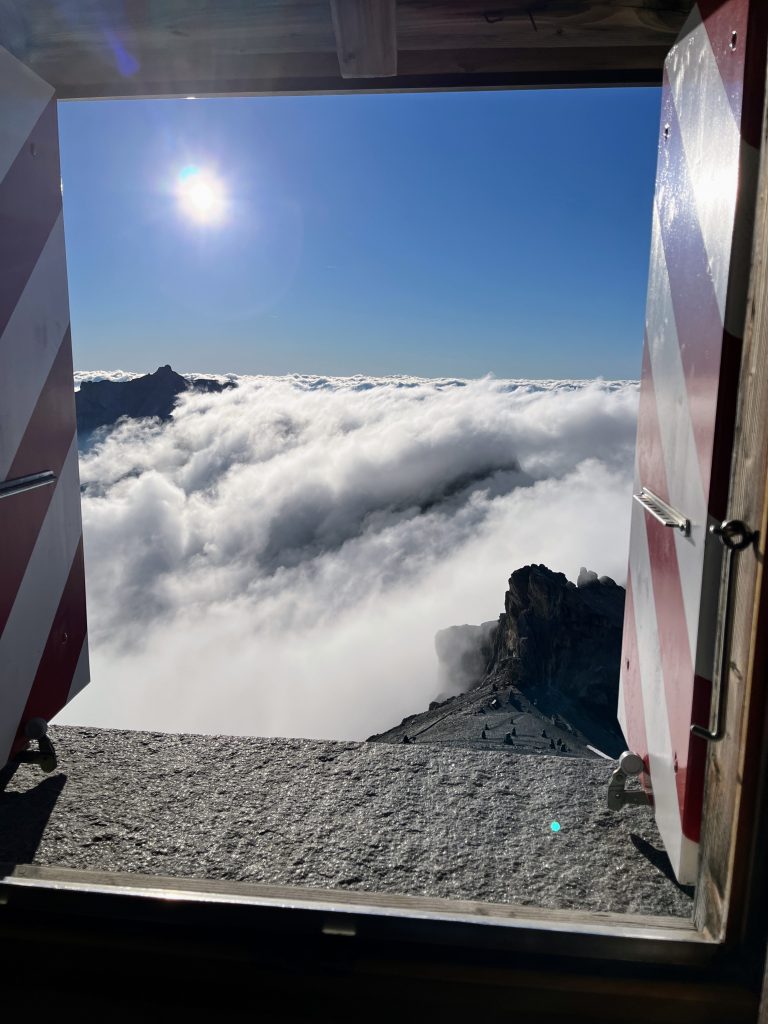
left=57, top=375, right=639, bottom=741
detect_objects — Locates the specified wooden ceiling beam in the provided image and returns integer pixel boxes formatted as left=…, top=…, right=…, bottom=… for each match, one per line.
left=0, top=0, right=695, bottom=98
left=330, top=0, right=398, bottom=78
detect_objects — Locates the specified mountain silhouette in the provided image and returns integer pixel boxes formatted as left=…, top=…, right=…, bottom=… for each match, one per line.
left=76, top=364, right=235, bottom=437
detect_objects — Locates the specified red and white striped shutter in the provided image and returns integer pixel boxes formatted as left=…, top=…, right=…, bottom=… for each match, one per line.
left=619, top=1, right=767, bottom=884
left=0, top=46, right=89, bottom=766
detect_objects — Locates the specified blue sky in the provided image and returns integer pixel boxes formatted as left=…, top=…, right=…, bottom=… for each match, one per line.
left=58, top=88, right=661, bottom=379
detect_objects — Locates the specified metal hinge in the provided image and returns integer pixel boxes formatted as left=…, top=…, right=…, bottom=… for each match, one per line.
left=14, top=719, right=57, bottom=774
left=607, top=751, right=651, bottom=810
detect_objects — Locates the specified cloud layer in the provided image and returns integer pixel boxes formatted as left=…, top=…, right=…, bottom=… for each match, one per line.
left=58, top=375, right=639, bottom=741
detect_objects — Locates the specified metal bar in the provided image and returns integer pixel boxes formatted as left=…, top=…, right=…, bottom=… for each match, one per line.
left=691, top=545, right=735, bottom=742
left=586, top=744, right=614, bottom=761
left=633, top=486, right=690, bottom=535
left=0, top=470, right=56, bottom=499
left=691, top=520, right=758, bottom=742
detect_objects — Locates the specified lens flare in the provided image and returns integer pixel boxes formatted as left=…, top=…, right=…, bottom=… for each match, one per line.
left=177, top=165, right=226, bottom=224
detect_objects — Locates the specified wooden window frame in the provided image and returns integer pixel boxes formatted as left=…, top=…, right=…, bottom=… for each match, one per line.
left=694, top=44, right=768, bottom=954
left=3, top=37, right=768, bottom=1024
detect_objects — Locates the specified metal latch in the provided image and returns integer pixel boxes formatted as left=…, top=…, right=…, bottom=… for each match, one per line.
left=633, top=486, right=690, bottom=536
left=691, top=519, right=758, bottom=742
left=607, top=751, right=650, bottom=810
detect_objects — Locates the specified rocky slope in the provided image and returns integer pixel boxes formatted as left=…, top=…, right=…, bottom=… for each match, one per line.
left=370, top=564, right=626, bottom=759
left=76, top=364, right=234, bottom=438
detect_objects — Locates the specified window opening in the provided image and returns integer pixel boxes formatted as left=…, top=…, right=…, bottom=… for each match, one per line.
left=0, top=83, right=711, bottom=925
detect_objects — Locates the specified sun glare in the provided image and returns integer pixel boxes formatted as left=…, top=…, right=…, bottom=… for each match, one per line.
left=177, top=165, right=226, bottom=224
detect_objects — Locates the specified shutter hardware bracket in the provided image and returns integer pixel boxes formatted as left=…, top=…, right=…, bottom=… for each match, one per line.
left=607, top=751, right=650, bottom=810
left=13, top=719, right=57, bottom=774
left=691, top=519, right=758, bottom=742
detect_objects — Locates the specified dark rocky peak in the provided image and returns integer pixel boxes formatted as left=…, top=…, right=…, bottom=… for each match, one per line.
left=152, top=363, right=186, bottom=385
left=505, top=563, right=570, bottom=623
left=501, top=563, right=622, bottom=656
left=76, top=364, right=235, bottom=439
left=489, top=563, right=625, bottom=752
left=371, top=563, right=626, bottom=758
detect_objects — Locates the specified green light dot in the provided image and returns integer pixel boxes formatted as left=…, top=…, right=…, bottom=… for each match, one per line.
left=550, top=820, right=561, bottom=832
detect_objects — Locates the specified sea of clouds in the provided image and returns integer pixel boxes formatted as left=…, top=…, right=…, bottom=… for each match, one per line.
left=57, top=373, right=639, bottom=741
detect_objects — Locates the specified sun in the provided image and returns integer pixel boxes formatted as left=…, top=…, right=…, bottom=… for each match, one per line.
left=176, top=165, right=226, bottom=224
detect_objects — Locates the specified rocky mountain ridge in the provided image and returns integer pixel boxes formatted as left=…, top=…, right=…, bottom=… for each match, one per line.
left=76, top=364, right=235, bottom=439
left=370, top=564, right=626, bottom=759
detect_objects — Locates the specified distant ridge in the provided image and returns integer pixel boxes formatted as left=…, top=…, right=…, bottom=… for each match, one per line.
left=76, top=364, right=235, bottom=437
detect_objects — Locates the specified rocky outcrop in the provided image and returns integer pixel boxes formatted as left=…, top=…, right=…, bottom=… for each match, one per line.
left=370, top=564, right=626, bottom=758
left=487, top=564, right=625, bottom=751
left=76, top=364, right=234, bottom=437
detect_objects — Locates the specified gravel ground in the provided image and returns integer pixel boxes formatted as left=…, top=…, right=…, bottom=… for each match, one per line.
left=0, top=725, right=693, bottom=917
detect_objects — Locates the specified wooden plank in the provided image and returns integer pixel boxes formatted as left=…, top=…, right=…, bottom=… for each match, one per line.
left=396, top=0, right=691, bottom=51
left=0, top=0, right=692, bottom=59
left=0, top=0, right=690, bottom=96
left=330, top=0, right=397, bottom=78
left=0, top=0, right=337, bottom=56
left=396, top=45, right=671, bottom=75
left=6, top=46, right=669, bottom=100
left=694, top=46, right=768, bottom=945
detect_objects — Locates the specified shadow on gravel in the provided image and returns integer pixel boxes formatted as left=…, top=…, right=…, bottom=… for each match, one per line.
left=630, top=833, right=695, bottom=899
left=0, top=763, right=67, bottom=866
